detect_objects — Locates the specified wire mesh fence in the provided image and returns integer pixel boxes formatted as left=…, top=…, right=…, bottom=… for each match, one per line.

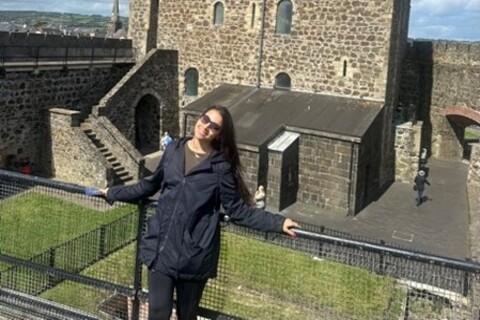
left=1, top=169, right=480, bottom=319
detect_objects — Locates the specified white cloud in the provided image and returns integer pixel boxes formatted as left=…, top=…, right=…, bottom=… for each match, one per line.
left=412, top=0, right=470, bottom=16
left=410, top=0, right=480, bottom=40
left=466, top=0, right=480, bottom=10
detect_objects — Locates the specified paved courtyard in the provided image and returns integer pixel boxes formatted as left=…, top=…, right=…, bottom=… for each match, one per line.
left=283, top=158, right=470, bottom=260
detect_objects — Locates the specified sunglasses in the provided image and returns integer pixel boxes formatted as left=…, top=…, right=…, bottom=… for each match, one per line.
left=200, top=114, right=222, bottom=131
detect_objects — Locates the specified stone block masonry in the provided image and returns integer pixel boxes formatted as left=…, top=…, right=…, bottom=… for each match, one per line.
left=96, top=49, right=179, bottom=144
left=0, top=66, right=131, bottom=175
left=145, top=0, right=406, bottom=105
left=298, top=134, right=353, bottom=213
left=401, top=40, right=480, bottom=160
left=394, top=121, right=423, bottom=183
left=50, top=108, right=112, bottom=188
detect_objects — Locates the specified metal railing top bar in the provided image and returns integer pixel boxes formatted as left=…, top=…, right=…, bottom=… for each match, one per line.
left=0, top=169, right=88, bottom=195
left=144, top=200, right=480, bottom=273
left=293, top=228, right=480, bottom=273
left=0, top=287, right=99, bottom=320
left=0, top=253, right=135, bottom=298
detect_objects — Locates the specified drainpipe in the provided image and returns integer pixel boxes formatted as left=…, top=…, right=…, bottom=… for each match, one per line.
left=256, top=0, right=267, bottom=88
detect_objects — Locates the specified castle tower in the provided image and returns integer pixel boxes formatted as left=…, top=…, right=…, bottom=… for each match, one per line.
left=106, top=0, right=122, bottom=37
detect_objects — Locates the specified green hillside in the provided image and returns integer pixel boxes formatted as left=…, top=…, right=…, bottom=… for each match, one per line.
left=0, top=10, right=128, bottom=30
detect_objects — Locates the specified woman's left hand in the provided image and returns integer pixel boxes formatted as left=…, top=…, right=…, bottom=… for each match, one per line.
left=282, top=218, right=300, bottom=239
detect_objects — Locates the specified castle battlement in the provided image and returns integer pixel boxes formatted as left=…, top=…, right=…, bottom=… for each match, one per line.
left=0, top=31, right=132, bottom=48
left=407, top=39, right=480, bottom=64
left=0, top=31, right=134, bottom=69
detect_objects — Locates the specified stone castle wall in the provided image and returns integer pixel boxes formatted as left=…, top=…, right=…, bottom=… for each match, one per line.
left=298, top=134, right=354, bottom=213
left=127, top=0, right=410, bottom=206
left=50, top=108, right=112, bottom=188
left=400, top=41, right=480, bottom=160
left=149, top=0, right=404, bottom=106
left=0, top=66, right=131, bottom=175
left=96, top=49, right=179, bottom=145
left=394, top=121, right=422, bottom=182
left=128, top=0, right=158, bottom=59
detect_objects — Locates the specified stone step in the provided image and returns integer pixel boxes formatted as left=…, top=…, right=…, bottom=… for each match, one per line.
left=82, top=127, right=93, bottom=134
left=119, top=175, right=134, bottom=183
left=81, top=123, right=92, bottom=130
left=111, top=161, right=122, bottom=167
left=79, top=117, right=135, bottom=186
left=115, top=170, right=130, bottom=177
left=113, top=165, right=125, bottom=172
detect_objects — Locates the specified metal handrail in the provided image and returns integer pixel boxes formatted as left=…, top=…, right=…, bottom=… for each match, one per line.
left=2, top=169, right=480, bottom=274
left=292, top=227, right=480, bottom=273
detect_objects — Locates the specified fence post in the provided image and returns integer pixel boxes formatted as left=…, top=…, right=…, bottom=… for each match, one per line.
left=463, top=258, right=471, bottom=297
left=463, top=271, right=469, bottom=297
left=318, top=226, right=325, bottom=257
left=131, top=162, right=148, bottom=320
left=378, top=240, right=386, bottom=275
left=99, top=225, right=107, bottom=259
left=48, top=247, right=56, bottom=288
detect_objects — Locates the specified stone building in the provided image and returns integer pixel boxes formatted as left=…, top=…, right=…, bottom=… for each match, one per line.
left=127, top=0, right=411, bottom=214
left=1, top=0, right=479, bottom=217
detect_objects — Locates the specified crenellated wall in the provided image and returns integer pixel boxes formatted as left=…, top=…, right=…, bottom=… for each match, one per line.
left=0, top=31, right=134, bottom=66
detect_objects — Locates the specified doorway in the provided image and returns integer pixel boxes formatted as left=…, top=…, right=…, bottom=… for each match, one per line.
left=135, top=95, right=160, bottom=155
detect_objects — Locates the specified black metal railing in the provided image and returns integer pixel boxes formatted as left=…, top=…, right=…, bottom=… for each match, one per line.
left=1, top=169, right=480, bottom=319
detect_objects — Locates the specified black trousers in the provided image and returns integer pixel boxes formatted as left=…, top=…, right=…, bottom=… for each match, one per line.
left=148, top=270, right=207, bottom=320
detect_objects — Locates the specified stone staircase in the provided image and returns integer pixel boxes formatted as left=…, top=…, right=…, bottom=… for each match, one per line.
left=80, top=117, right=134, bottom=185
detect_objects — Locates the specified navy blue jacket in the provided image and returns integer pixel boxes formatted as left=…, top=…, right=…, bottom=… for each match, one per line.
left=106, top=138, right=285, bottom=280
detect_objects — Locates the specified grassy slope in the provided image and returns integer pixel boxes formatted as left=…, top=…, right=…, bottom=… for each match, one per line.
left=42, top=233, right=403, bottom=319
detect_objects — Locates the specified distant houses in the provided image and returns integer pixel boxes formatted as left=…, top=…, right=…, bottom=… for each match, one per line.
left=0, top=21, right=123, bottom=39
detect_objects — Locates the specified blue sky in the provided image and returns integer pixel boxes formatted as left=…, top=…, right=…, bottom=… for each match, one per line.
left=0, top=0, right=479, bottom=41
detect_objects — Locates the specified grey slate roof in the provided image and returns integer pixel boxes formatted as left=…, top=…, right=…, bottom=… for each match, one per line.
left=184, top=84, right=383, bottom=146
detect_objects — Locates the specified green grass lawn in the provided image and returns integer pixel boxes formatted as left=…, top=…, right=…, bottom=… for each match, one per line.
left=0, top=192, right=135, bottom=268
left=203, top=232, right=403, bottom=319
left=465, top=127, right=480, bottom=140
left=42, top=232, right=404, bottom=319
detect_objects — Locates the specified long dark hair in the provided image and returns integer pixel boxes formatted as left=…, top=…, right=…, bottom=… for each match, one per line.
left=203, top=105, right=253, bottom=205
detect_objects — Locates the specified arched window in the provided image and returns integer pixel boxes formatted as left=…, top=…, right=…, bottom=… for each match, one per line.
left=185, top=68, right=199, bottom=96
left=275, top=72, right=291, bottom=90
left=213, top=2, right=225, bottom=25
left=275, top=0, right=293, bottom=34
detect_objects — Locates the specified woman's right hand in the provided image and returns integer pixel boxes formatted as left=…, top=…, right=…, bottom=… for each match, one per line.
left=282, top=218, right=300, bottom=239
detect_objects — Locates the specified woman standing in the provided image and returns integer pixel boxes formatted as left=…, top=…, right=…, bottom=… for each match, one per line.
left=101, top=105, right=298, bottom=320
